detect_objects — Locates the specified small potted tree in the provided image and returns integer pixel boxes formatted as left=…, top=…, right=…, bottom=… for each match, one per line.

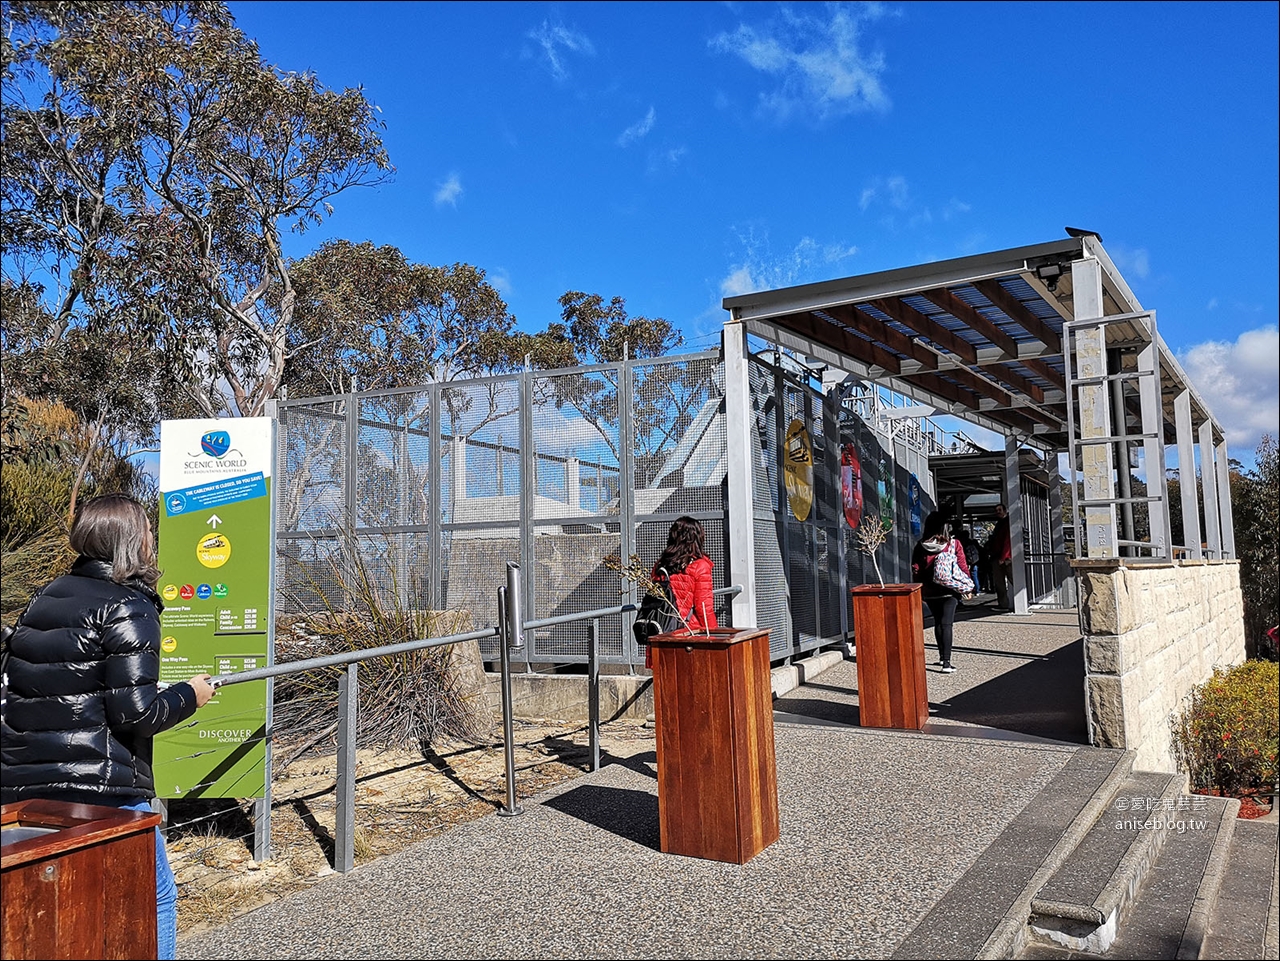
left=850, top=516, right=928, bottom=730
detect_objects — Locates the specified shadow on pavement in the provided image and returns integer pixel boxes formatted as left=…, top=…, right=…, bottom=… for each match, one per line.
left=931, top=638, right=1088, bottom=743
left=542, top=784, right=660, bottom=849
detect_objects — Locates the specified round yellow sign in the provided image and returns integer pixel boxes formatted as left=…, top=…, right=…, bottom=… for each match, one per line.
left=783, top=419, right=814, bottom=522
left=161, top=636, right=178, bottom=653
left=162, top=584, right=179, bottom=601
left=196, top=532, right=232, bottom=569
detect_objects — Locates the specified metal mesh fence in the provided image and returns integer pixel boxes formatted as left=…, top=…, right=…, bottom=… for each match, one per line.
left=276, top=346, right=943, bottom=666
left=278, top=353, right=726, bottom=667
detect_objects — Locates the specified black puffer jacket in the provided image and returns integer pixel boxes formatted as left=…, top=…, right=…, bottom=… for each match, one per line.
left=1, top=557, right=199, bottom=803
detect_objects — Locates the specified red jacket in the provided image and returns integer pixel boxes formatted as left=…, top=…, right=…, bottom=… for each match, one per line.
left=657, top=555, right=718, bottom=632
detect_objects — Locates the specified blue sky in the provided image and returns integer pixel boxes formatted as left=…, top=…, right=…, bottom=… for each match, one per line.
left=230, top=0, right=1279, bottom=463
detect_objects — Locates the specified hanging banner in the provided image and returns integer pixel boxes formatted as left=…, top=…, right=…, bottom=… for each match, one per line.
left=878, top=452, right=895, bottom=528
left=841, top=443, right=863, bottom=529
left=154, top=418, right=275, bottom=799
left=909, top=474, right=923, bottom=538
left=783, top=419, right=814, bottom=522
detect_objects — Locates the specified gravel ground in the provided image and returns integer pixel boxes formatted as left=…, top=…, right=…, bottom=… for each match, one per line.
left=181, top=723, right=1076, bottom=960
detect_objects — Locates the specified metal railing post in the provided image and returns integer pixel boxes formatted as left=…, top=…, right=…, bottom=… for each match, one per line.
left=335, top=661, right=358, bottom=873
left=588, top=618, right=600, bottom=772
left=497, top=576, right=524, bottom=818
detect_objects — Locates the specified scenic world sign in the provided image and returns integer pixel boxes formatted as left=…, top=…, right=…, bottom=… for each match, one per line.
left=153, top=418, right=275, bottom=799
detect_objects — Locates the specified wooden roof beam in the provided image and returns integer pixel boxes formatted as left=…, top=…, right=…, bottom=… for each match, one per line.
left=1023, top=357, right=1067, bottom=391
left=980, top=362, right=1046, bottom=404
left=900, top=371, right=981, bottom=410
left=788, top=310, right=901, bottom=375
left=971, top=278, right=1063, bottom=353
left=917, top=287, right=1021, bottom=357
left=824, top=303, right=940, bottom=371
left=869, top=297, right=980, bottom=365
left=946, top=366, right=1016, bottom=408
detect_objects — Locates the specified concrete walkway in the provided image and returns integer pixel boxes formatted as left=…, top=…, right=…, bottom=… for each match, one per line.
left=778, top=605, right=1089, bottom=745
left=182, top=722, right=1104, bottom=960
left=179, top=606, right=1275, bottom=959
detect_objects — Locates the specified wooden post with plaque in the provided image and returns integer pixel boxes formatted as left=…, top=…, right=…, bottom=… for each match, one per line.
left=1, top=800, right=160, bottom=960
left=648, top=627, right=780, bottom=864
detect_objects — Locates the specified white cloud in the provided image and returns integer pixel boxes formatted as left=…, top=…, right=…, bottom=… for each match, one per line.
left=488, top=268, right=513, bottom=298
left=710, top=2, right=891, bottom=123
left=1206, top=297, right=1219, bottom=311
left=1177, top=325, right=1280, bottom=458
left=1110, top=244, right=1151, bottom=280
left=618, top=107, right=656, bottom=146
left=646, top=145, right=687, bottom=174
left=859, top=174, right=970, bottom=231
left=720, top=227, right=859, bottom=298
left=434, top=173, right=463, bottom=208
left=721, top=266, right=759, bottom=298
left=527, top=20, right=595, bottom=81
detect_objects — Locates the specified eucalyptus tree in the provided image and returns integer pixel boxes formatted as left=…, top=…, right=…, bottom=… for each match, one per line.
left=1, top=0, right=391, bottom=421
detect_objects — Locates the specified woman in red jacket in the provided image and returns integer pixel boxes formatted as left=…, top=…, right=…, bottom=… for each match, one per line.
left=653, top=516, right=718, bottom=634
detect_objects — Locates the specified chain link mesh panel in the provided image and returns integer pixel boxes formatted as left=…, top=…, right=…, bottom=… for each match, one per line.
left=356, top=394, right=431, bottom=530
left=632, top=357, right=726, bottom=516
left=440, top=377, right=522, bottom=525
left=530, top=524, right=624, bottom=661
left=530, top=369, right=621, bottom=521
left=441, top=527, right=519, bottom=660
left=278, top=404, right=347, bottom=534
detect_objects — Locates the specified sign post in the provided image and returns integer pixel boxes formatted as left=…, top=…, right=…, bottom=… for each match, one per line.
left=153, top=419, right=275, bottom=812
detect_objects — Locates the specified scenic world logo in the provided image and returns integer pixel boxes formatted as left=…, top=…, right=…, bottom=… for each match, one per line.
left=184, top=428, right=246, bottom=470
left=200, top=431, right=231, bottom=458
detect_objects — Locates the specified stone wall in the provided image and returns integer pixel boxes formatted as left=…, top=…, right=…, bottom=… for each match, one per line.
left=1076, top=559, right=1246, bottom=772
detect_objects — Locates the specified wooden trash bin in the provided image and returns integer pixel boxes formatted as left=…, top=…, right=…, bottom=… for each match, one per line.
left=1, top=799, right=160, bottom=961
left=648, top=627, right=780, bottom=864
left=851, top=583, right=929, bottom=730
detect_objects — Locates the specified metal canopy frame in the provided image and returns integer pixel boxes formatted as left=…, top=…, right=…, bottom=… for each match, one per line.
left=723, top=232, right=1236, bottom=561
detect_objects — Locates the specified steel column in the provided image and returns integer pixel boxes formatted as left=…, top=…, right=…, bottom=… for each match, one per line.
left=1174, top=391, right=1202, bottom=558
left=335, top=662, right=358, bottom=873
left=723, top=323, right=758, bottom=629
left=1005, top=433, right=1029, bottom=614
left=1136, top=338, right=1169, bottom=556
left=1071, top=257, right=1118, bottom=558
left=1215, top=440, right=1235, bottom=558
left=1199, top=421, right=1222, bottom=558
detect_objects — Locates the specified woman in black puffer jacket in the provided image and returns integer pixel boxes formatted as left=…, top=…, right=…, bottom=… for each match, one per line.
left=2, top=493, right=215, bottom=959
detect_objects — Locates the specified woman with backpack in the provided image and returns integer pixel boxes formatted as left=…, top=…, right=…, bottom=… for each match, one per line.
left=653, top=516, right=718, bottom=636
left=911, top=511, right=973, bottom=674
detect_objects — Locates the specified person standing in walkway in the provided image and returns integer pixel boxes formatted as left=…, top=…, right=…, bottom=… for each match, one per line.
left=912, top=511, right=971, bottom=673
left=1, top=494, right=216, bottom=959
left=652, top=515, right=718, bottom=636
left=988, top=503, right=1013, bottom=611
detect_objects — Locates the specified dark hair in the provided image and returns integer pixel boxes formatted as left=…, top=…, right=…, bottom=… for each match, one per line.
left=70, top=494, right=160, bottom=588
left=920, top=510, right=951, bottom=543
left=656, top=516, right=706, bottom=575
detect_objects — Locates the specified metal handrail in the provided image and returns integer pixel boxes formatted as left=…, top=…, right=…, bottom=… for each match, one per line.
left=202, top=575, right=742, bottom=875
left=208, top=626, right=499, bottom=688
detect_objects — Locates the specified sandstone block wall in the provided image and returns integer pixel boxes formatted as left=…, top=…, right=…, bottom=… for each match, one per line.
left=1076, top=559, right=1246, bottom=772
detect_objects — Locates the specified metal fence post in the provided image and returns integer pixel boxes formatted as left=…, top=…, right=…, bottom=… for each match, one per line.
left=588, top=618, right=600, bottom=772
left=335, top=661, right=358, bottom=873
left=497, top=572, right=524, bottom=818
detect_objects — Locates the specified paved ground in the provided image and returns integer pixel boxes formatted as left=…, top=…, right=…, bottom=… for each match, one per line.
left=179, top=606, right=1277, bottom=960
left=181, top=723, right=1088, bottom=960
left=779, top=604, right=1089, bottom=744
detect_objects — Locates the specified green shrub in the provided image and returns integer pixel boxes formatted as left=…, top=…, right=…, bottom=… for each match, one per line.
left=1173, top=660, right=1280, bottom=797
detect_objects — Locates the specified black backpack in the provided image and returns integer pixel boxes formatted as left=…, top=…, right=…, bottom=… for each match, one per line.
left=632, top=568, right=689, bottom=645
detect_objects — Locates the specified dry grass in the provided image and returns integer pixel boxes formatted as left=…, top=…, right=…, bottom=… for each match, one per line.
left=172, top=717, right=656, bottom=939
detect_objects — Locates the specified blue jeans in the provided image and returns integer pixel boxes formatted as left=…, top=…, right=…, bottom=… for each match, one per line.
left=120, top=800, right=177, bottom=960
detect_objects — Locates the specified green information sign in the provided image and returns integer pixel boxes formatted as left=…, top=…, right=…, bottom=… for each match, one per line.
left=154, top=418, right=275, bottom=799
